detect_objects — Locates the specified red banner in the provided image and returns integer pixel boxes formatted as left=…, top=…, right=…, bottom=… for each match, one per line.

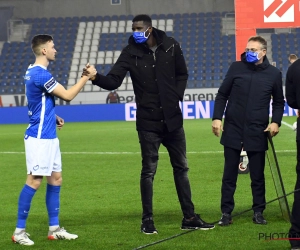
left=235, top=0, right=300, bottom=59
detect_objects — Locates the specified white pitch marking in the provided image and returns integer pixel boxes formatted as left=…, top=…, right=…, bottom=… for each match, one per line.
left=0, top=150, right=296, bottom=155
left=281, top=121, right=294, bottom=130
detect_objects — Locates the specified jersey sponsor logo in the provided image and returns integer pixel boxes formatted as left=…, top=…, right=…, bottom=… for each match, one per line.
left=44, top=78, right=56, bottom=91
left=24, top=71, right=31, bottom=80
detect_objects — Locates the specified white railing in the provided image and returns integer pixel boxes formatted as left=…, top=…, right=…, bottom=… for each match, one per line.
left=224, top=12, right=235, bottom=36
left=7, top=19, right=25, bottom=42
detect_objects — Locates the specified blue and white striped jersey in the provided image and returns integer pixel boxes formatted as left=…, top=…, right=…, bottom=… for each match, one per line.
left=25, top=64, right=58, bottom=139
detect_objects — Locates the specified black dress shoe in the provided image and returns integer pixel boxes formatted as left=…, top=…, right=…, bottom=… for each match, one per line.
left=253, top=212, right=267, bottom=225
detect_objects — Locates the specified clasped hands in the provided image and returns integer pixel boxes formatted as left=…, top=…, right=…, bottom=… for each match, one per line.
left=81, top=63, right=97, bottom=81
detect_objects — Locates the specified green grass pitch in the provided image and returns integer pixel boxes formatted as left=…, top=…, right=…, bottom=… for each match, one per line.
left=0, top=117, right=298, bottom=249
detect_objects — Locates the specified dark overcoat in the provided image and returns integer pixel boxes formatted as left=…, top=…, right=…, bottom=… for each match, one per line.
left=213, top=53, right=285, bottom=151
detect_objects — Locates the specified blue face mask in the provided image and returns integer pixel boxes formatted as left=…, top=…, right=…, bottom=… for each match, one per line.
left=246, top=51, right=262, bottom=63
left=133, top=27, right=150, bottom=44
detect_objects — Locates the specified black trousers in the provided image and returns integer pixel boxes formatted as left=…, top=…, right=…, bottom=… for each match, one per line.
left=221, top=146, right=266, bottom=214
left=138, top=127, right=195, bottom=220
left=289, top=117, right=300, bottom=248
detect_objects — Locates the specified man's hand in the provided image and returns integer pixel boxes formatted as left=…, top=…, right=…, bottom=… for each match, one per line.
left=212, top=119, right=223, bottom=137
left=264, top=122, right=279, bottom=137
left=56, top=115, right=64, bottom=130
left=82, top=63, right=97, bottom=80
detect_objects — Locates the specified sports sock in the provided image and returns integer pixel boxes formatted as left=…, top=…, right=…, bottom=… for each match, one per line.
left=16, top=184, right=36, bottom=229
left=46, top=184, right=61, bottom=227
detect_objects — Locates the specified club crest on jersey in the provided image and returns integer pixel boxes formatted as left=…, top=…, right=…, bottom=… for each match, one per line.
left=44, top=78, right=56, bottom=91
left=33, top=165, right=39, bottom=171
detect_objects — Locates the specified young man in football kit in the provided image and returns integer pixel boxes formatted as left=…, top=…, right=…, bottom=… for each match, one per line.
left=12, top=34, right=96, bottom=246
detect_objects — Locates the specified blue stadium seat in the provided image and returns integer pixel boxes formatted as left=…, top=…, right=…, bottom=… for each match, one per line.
left=196, top=82, right=203, bottom=88
left=190, top=13, right=197, bottom=19
left=60, top=79, right=68, bottom=86
left=198, top=12, right=205, bottom=19
left=79, top=16, right=88, bottom=22
left=187, top=82, right=195, bottom=88
left=103, top=15, right=111, bottom=21
left=213, top=75, right=220, bottom=81
left=40, top=17, right=48, bottom=23
left=196, top=75, right=203, bottom=81
left=205, top=81, right=213, bottom=88
left=8, top=86, right=15, bottom=94
left=158, top=14, right=166, bottom=19
left=111, top=15, right=119, bottom=21
left=17, top=87, right=25, bottom=94
left=95, top=16, right=103, bottom=21
left=106, top=43, right=114, bottom=50
left=213, top=12, right=221, bottom=17
left=181, top=19, right=189, bottom=26
left=205, top=74, right=212, bottom=81
left=104, top=65, right=112, bottom=75
left=174, top=19, right=181, bottom=28
left=0, top=86, right=6, bottom=94
left=119, top=15, right=126, bottom=20
left=214, top=82, right=221, bottom=88
left=127, top=14, right=134, bottom=20
left=174, top=13, right=181, bottom=19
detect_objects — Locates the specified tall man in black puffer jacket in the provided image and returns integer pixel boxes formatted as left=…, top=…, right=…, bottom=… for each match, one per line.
left=84, top=14, right=214, bottom=234
left=285, top=57, right=300, bottom=250
left=212, top=35, right=285, bottom=226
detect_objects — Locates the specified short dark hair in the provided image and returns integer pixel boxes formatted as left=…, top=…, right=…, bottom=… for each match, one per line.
left=289, top=54, right=298, bottom=61
left=248, top=35, right=267, bottom=50
left=132, top=14, right=152, bottom=26
left=31, top=34, right=53, bottom=55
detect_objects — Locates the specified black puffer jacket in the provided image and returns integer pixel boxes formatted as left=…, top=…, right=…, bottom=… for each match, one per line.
left=213, top=53, right=285, bottom=151
left=92, top=28, right=188, bottom=132
left=285, top=59, right=300, bottom=109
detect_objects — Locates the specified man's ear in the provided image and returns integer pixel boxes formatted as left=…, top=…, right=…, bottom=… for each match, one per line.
left=147, top=26, right=152, bottom=36
left=41, top=48, right=47, bottom=55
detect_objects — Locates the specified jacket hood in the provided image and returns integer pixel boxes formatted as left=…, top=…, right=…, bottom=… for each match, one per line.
left=240, top=52, right=270, bottom=70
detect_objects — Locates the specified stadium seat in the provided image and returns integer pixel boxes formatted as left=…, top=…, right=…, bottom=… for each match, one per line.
left=0, top=12, right=293, bottom=93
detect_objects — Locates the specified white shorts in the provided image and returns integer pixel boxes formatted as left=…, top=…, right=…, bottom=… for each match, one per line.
left=24, top=135, right=62, bottom=176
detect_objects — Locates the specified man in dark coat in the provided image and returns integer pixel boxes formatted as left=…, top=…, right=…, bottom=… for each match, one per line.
left=285, top=57, right=300, bottom=250
left=106, top=90, right=120, bottom=104
left=212, top=35, right=285, bottom=226
left=85, top=14, right=214, bottom=234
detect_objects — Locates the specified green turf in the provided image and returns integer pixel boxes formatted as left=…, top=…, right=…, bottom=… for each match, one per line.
left=0, top=117, right=298, bottom=249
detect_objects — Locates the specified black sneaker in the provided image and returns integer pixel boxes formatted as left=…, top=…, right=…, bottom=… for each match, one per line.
left=181, top=214, right=215, bottom=230
left=141, top=217, right=158, bottom=234
left=252, top=212, right=267, bottom=225
left=218, top=213, right=233, bottom=226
